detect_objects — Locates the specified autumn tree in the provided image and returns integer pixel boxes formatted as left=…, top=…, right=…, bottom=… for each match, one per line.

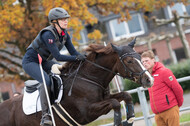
left=0, top=0, right=188, bottom=82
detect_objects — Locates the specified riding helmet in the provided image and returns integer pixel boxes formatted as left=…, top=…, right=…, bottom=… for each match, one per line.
left=48, top=7, right=70, bottom=22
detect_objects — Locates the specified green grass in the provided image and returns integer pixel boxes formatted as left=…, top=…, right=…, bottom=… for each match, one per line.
left=180, top=113, right=190, bottom=123
left=87, top=118, right=114, bottom=126
left=87, top=112, right=190, bottom=126
left=87, top=112, right=143, bottom=126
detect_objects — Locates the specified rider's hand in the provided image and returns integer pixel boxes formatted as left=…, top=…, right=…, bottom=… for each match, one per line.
left=76, top=54, right=86, bottom=61
left=51, top=64, right=63, bottom=74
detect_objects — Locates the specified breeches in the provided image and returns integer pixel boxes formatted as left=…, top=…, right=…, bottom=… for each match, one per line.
left=155, top=105, right=179, bottom=126
left=22, top=61, right=55, bottom=86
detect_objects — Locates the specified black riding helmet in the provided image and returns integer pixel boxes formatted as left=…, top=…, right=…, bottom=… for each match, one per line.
left=48, top=7, right=70, bottom=31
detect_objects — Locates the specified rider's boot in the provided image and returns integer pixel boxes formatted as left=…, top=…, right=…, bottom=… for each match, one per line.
left=39, top=84, right=52, bottom=126
left=126, top=103, right=135, bottom=124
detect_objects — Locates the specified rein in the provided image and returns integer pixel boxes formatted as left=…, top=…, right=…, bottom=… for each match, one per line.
left=60, top=51, right=146, bottom=94
left=85, top=59, right=122, bottom=77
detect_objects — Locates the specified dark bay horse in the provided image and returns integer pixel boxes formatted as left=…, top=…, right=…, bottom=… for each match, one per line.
left=0, top=40, right=153, bottom=126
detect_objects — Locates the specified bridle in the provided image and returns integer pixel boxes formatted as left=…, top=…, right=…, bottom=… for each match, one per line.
left=85, top=51, right=147, bottom=82
left=119, top=52, right=147, bottom=82
left=65, top=51, right=147, bottom=95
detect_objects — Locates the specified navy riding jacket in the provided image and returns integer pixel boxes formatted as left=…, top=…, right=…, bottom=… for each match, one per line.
left=23, top=27, right=79, bottom=64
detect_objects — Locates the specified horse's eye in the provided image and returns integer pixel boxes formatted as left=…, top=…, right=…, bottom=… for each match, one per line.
left=127, top=60, right=133, bottom=64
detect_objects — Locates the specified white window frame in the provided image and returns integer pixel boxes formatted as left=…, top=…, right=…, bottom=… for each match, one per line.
left=166, top=3, right=187, bottom=26
left=109, top=13, right=145, bottom=41
left=126, top=14, right=145, bottom=38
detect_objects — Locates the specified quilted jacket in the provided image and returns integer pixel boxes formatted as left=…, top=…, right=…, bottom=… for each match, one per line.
left=148, top=62, right=183, bottom=114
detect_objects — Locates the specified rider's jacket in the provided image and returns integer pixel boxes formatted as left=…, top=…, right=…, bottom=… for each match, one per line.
left=27, top=25, right=66, bottom=60
left=148, top=62, right=184, bottom=114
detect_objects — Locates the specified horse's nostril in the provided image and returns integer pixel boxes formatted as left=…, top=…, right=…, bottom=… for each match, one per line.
left=146, top=78, right=150, bottom=84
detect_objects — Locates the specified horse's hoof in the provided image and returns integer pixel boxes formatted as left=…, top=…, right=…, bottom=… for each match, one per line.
left=122, top=120, right=133, bottom=126
left=127, top=117, right=135, bottom=123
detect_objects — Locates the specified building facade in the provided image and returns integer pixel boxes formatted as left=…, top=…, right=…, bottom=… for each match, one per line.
left=78, top=2, right=190, bottom=64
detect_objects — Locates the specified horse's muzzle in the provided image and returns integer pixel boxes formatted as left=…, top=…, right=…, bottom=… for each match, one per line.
left=141, top=72, right=154, bottom=88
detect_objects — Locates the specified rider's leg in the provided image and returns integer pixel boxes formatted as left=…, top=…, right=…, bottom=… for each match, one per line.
left=22, top=62, right=52, bottom=126
left=39, top=84, right=52, bottom=126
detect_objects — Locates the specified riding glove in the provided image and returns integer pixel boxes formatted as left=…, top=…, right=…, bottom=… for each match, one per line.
left=76, top=54, right=86, bottom=61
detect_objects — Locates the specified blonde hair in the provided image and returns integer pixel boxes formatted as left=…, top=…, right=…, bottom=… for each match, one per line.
left=141, top=50, right=155, bottom=59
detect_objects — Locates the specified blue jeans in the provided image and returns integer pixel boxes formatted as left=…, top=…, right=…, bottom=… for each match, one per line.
left=22, top=60, right=56, bottom=86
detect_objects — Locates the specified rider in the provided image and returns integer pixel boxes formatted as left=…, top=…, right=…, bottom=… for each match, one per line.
left=22, top=7, right=86, bottom=126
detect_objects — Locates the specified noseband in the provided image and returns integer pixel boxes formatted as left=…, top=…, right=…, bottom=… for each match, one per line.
left=119, top=52, right=147, bottom=82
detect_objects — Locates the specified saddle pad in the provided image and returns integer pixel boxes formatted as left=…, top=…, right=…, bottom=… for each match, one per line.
left=22, top=85, right=63, bottom=115
left=22, top=87, right=42, bottom=115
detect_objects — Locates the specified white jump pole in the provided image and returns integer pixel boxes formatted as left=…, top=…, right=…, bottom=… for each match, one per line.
left=38, top=54, right=56, bottom=126
left=113, top=75, right=127, bottom=118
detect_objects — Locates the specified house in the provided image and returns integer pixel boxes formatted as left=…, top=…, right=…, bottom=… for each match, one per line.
left=0, top=81, right=24, bottom=102
left=78, top=2, right=190, bottom=64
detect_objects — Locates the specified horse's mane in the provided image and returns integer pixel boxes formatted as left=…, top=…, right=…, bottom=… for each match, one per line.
left=85, top=43, right=114, bottom=54
left=62, top=43, right=114, bottom=72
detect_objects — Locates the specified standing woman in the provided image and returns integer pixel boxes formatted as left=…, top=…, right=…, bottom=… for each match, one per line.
left=22, top=7, right=85, bottom=126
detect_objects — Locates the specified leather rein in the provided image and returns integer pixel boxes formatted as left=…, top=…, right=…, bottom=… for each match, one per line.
left=62, top=52, right=147, bottom=94
left=85, top=52, right=147, bottom=80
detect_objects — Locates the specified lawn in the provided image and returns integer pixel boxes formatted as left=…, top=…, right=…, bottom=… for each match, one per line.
left=87, top=112, right=190, bottom=126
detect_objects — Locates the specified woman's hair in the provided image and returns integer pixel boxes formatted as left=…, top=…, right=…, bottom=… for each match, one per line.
left=141, top=50, right=155, bottom=59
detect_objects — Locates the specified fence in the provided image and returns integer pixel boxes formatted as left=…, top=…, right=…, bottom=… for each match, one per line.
left=101, top=76, right=190, bottom=126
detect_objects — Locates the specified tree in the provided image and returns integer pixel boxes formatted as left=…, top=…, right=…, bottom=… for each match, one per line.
left=0, top=0, right=188, bottom=82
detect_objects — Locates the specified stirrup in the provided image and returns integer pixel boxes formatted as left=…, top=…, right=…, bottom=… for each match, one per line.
left=40, top=113, right=52, bottom=126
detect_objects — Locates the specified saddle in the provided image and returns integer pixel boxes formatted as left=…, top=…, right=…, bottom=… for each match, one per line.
left=24, top=74, right=62, bottom=102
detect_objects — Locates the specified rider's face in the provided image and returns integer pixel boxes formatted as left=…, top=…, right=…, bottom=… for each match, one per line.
left=58, top=18, right=69, bottom=29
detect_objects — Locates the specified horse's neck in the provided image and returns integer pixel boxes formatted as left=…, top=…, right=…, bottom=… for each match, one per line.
left=82, top=54, right=118, bottom=87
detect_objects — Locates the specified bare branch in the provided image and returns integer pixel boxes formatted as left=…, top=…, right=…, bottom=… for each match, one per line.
left=152, top=17, right=174, bottom=26
left=0, top=49, right=22, bottom=59
left=0, top=56, right=22, bottom=69
left=0, top=62, right=29, bottom=80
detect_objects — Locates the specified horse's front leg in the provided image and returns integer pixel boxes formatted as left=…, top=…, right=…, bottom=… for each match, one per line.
left=110, top=92, right=135, bottom=126
left=88, top=99, right=122, bottom=126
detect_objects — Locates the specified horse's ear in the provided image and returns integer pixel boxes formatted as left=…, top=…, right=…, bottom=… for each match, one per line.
left=111, top=43, right=120, bottom=53
left=128, top=37, right=137, bottom=48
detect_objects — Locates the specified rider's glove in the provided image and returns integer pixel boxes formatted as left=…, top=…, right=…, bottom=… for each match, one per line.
left=76, top=54, right=86, bottom=61
left=51, top=64, right=63, bottom=74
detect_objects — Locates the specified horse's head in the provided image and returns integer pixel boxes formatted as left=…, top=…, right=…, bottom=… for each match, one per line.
left=111, top=38, right=154, bottom=88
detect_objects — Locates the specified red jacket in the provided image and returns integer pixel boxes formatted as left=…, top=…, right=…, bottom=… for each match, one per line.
left=148, top=62, right=183, bottom=114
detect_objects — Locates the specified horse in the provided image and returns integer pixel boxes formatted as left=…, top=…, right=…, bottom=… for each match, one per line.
left=0, top=39, right=153, bottom=126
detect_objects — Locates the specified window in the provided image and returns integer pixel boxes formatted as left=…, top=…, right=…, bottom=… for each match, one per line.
left=2, top=92, right=10, bottom=100
left=174, top=48, right=186, bottom=61
left=109, top=13, right=145, bottom=41
left=167, top=3, right=187, bottom=26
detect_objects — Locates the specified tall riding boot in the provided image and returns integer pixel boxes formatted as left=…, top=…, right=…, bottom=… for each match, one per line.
left=126, top=103, right=135, bottom=123
left=39, top=84, right=52, bottom=126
